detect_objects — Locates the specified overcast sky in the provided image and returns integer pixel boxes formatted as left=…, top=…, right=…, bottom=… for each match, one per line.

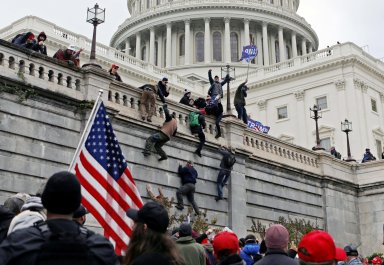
left=1, top=0, right=384, bottom=59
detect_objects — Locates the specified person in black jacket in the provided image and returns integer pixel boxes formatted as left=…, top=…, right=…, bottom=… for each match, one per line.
left=31, top=32, right=47, bottom=55
left=157, top=77, right=170, bottom=103
left=215, top=146, right=236, bottom=201
left=109, top=64, right=122, bottom=82
left=233, top=79, right=248, bottom=124
left=0, top=171, right=117, bottom=265
left=179, top=89, right=194, bottom=107
left=175, top=161, right=200, bottom=215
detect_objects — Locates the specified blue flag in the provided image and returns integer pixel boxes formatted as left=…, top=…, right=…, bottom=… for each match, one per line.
left=239, top=45, right=258, bottom=62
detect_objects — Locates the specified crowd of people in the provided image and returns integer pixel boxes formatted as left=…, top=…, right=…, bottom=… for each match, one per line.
left=0, top=174, right=378, bottom=265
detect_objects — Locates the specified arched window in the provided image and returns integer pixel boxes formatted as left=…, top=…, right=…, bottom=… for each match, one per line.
left=147, top=0, right=150, bottom=8
left=179, top=35, right=185, bottom=56
left=157, top=0, right=161, bottom=4
left=195, top=32, right=204, bottom=62
left=141, top=46, right=147, bottom=61
left=213, top=32, right=222, bottom=62
left=280, top=0, right=283, bottom=6
left=230, top=32, right=239, bottom=62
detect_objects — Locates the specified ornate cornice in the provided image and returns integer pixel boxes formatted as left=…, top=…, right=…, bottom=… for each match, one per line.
left=335, top=80, right=345, bottom=90
left=294, top=90, right=305, bottom=101
left=257, top=99, right=267, bottom=110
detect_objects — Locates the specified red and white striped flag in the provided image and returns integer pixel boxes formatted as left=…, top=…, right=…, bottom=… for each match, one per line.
left=69, top=98, right=143, bottom=255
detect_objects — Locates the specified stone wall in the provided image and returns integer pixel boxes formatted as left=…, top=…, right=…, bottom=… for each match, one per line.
left=1, top=41, right=384, bottom=256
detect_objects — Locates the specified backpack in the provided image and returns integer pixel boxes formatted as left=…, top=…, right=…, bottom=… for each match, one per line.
left=336, top=152, right=341, bottom=159
left=34, top=221, right=92, bottom=265
left=11, top=32, right=32, bottom=45
left=189, top=112, right=200, bottom=127
left=224, top=154, right=236, bottom=168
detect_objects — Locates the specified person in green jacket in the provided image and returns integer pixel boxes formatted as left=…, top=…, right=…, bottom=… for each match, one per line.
left=176, top=223, right=206, bottom=265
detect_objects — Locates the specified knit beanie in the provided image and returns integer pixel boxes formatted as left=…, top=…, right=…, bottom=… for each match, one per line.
left=41, top=171, right=81, bottom=215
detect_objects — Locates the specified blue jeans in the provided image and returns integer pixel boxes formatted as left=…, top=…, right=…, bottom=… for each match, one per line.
left=235, top=104, right=248, bottom=124
left=216, top=169, right=231, bottom=198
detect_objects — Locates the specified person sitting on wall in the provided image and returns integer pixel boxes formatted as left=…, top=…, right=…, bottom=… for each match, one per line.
left=361, top=148, right=376, bottom=163
left=157, top=77, right=170, bottom=103
left=11, top=32, right=36, bottom=50
left=53, top=44, right=83, bottom=67
left=180, top=89, right=194, bottom=107
left=31, top=32, right=47, bottom=55
left=109, top=64, right=122, bottom=82
left=330, top=146, right=341, bottom=159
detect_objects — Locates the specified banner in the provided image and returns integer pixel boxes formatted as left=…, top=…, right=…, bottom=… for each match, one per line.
left=247, top=118, right=270, bottom=134
left=239, top=45, right=258, bottom=62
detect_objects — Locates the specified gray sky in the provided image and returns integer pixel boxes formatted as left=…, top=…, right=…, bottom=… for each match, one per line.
left=1, top=1, right=384, bottom=59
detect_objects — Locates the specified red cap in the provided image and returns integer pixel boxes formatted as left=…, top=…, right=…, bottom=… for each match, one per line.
left=213, top=231, right=239, bottom=255
left=372, top=256, right=383, bottom=264
left=112, top=64, right=119, bottom=69
left=27, top=33, right=35, bottom=40
left=335, top=247, right=347, bottom=261
left=298, top=230, right=339, bottom=263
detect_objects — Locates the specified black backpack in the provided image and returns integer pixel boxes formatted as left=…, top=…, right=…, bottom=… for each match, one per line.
left=224, top=154, right=236, bottom=168
left=34, top=221, right=92, bottom=265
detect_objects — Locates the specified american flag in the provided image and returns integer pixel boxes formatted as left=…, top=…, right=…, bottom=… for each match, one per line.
left=70, top=100, right=143, bottom=255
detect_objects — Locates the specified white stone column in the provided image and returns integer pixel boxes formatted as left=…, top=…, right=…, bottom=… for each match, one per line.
left=294, top=90, right=307, bottom=146
left=166, top=23, right=172, bottom=68
left=278, top=27, right=285, bottom=61
left=244, top=19, right=250, bottom=46
left=125, top=39, right=130, bottom=55
left=204, top=18, right=211, bottom=63
left=291, top=32, right=297, bottom=57
left=224, top=17, right=231, bottom=63
left=135, top=32, right=141, bottom=59
left=262, top=22, right=269, bottom=66
left=308, top=43, right=313, bottom=53
left=157, top=34, right=163, bottom=67
left=149, top=27, right=155, bottom=64
left=270, top=34, right=276, bottom=64
left=256, top=30, right=263, bottom=66
left=184, top=19, right=191, bottom=65
left=301, top=39, right=307, bottom=55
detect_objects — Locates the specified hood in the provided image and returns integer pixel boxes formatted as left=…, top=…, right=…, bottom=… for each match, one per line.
left=0, top=205, right=15, bottom=223
left=176, top=236, right=196, bottom=244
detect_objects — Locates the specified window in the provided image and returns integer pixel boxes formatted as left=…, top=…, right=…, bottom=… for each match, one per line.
left=376, top=139, right=382, bottom=158
left=230, top=32, right=239, bottom=62
left=286, top=45, right=291, bottom=59
left=154, top=41, right=158, bottom=66
left=213, top=32, right=222, bottom=62
left=179, top=35, right=185, bottom=56
left=371, top=98, right=378, bottom=112
left=157, top=0, right=161, bottom=4
left=275, top=40, right=280, bottom=63
left=147, top=0, right=150, bottom=8
left=316, top=96, right=328, bottom=110
left=277, top=106, right=288, bottom=120
left=320, top=137, right=331, bottom=151
left=195, top=32, right=204, bottom=62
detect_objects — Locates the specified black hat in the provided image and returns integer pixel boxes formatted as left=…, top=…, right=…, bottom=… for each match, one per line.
left=126, top=201, right=169, bottom=233
left=179, top=223, right=192, bottom=237
left=162, top=77, right=168, bottom=82
left=73, top=204, right=89, bottom=218
left=41, top=171, right=81, bottom=215
left=344, top=244, right=358, bottom=256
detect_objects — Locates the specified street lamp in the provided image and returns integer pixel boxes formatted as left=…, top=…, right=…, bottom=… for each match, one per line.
left=221, top=64, right=235, bottom=116
left=341, top=119, right=356, bottom=162
left=310, top=105, right=325, bottom=151
left=85, top=3, right=105, bottom=67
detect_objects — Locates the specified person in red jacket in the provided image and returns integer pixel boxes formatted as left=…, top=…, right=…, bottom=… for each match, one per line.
left=53, top=45, right=83, bottom=67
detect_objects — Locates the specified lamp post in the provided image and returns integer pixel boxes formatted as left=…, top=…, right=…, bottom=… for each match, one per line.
left=310, top=105, right=324, bottom=151
left=85, top=3, right=105, bottom=67
left=341, top=119, right=356, bottom=162
left=221, top=64, right=235, bottom=116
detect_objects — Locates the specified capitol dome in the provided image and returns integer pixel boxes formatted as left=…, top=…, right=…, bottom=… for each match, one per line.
left=110, top=0, right=318, bottom=78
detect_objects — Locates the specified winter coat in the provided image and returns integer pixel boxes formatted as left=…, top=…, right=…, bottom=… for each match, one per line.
left=31, top=42, right=47, bottom=55
left=7, top=210, right=46, bottom=235
left=254, top=249, right=298, bottom=265
left=219, top=148, right=235, bottom=170
left=109, top=70, right=122, bottom=82
left=208, top=70, right=229, bottom=99
left=202, top=243, right=215, bottom=265
left=346, top=258, right=364, bottom=265
left=217, top=254, right=245, bottom=265
left=0, top=218, right=118, bottom=265
left=233, top=81, right=247, bottom=106
left=180, top=94, right=193, bottom=106
left=0, top=206, right=15, bottom=243
left=178, top=165, right=198, bottom=185
left=176, top=236, right=206, bottom=265
left=240, top=243, right=260, bottom=265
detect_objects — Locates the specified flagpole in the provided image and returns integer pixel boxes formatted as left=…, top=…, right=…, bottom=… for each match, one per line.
left=68, top=90, right=104, bottom=171
left=246, top=60, right=250, bottom=80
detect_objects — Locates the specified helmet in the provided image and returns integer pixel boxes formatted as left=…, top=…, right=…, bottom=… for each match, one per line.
left=343, top=244, right=358, bottom=256
left=372, top=256, right=383, bottom=264
left=67, top=44, right=79, bottom=52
